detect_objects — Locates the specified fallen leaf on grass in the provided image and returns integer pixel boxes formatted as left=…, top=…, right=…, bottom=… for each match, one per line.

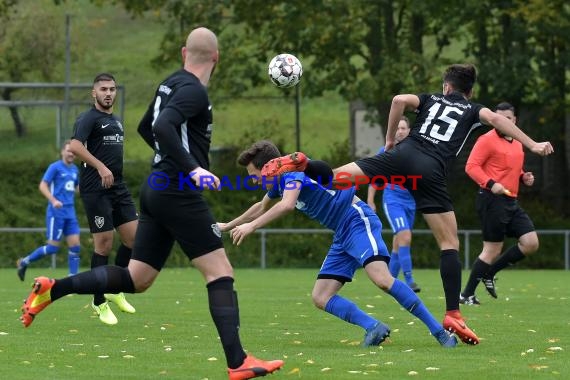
left=321, top=368, right=331, bottom=372
left=547, top=347, right=563, bottom=351
left=408, top=371, right=418, bottom=375
left=426, top=367, right=439, bottom=371
left=288, top=368, right=300, bottom=374
left=207, top=357, right=217, bottom=361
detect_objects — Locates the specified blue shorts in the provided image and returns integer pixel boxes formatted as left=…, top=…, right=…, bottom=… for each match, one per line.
left=382, top=201, right=415, bottom=234
left=318, top=201, right=389, bottom=282
left=45, top=214, right=80, bottom=241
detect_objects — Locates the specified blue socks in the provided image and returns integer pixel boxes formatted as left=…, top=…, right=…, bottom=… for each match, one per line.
left=389, top=251, right=400, bottom=278
left=325, top=294, right=378, bottom=331
left=398, top=246, right=415, bottom=284
left=68, top=245, right=81, bottom=275
left=389, top=279, right=441, bottom=335
left=21, top=244, right=60, bottom=266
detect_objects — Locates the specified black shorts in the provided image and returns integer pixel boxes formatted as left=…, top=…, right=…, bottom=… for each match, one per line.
left=132, top=182, right=224, bottom=271
left=356, top=139, right=453, bottom=213
left=476, top=188, right=535, bottom=242
left=81, top=184, right=138, bottom=233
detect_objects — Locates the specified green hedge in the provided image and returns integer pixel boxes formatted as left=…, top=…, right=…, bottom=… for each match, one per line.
left=1, top=144, right=568, bottom=269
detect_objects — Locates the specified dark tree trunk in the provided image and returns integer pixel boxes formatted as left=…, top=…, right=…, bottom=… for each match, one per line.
left=1, top=88, right=26, bottom=137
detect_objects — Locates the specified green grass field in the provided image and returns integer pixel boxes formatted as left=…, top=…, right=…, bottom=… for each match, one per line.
left=1, top=268, right=568, bottom=379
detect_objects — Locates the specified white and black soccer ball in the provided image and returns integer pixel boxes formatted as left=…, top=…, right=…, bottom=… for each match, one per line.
left=268, top=53, right=303, bottom=88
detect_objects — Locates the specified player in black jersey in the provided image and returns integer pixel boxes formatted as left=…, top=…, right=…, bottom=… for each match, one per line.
left=21, top=28, right=283, bottom=380
left=69, top=73, right=137, bottom=325
left=262, top=64, right=554, bottom=345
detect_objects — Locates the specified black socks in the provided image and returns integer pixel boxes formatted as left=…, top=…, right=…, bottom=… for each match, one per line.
left=207, top=277, right=246, bottom=369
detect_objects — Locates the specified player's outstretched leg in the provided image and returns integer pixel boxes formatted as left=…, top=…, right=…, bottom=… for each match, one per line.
left=261, top=152, right=308, bottom=177
left=227, top=354, right=284, bottom=380
left=21, top=277, right=54, bottom=327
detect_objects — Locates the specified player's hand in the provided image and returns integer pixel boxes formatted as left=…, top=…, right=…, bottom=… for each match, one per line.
left=51, top=199, right=63, bottom=208
left=522, top=172, right=535, bottom=186
left=490, top=182, right=509, bottom=195
left=530, top=142, right=554, bottom=156
left=190, top=167, right=220, bottom=190
left=384, top=139, right=396, bottom=151
left=217, top=222, right=229, bottom=232
left=98, top=166, right=114, bottom=189
left=230, top=223, right=255, bottom=246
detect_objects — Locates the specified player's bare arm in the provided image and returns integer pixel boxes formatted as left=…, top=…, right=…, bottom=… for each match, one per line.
left=38, top=180, right=62, bottom=208
left=479, top=108, right=554, bottom=156
left=219, top=195, right=274, bottom=232
left=385, top=94, right=419, bottom=150
left=69, top=139, right=114, bottom=188
left=231, top=182, right=301, bottom=246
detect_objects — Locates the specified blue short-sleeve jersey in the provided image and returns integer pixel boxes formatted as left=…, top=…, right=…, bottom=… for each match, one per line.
left=42, top=160, right=79, bottom=218
left=266, top=172, right=356, bottom=231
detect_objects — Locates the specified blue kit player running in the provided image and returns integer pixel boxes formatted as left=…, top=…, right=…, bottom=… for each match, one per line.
left=367, top=116, right=420, bottom=292
left=17, top=140, right=81, bottom=281
left=220, top=140, right=457, bottom=348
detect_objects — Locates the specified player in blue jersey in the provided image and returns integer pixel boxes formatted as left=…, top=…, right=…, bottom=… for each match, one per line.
left=219, top=140, right=457, bottom=348
left=367, top=116, right=420, bottom=292
left=17, top=140, right=81, bottom=281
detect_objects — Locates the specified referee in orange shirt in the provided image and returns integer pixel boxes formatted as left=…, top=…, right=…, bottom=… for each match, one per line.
left=460, top=102, right=538, bottom=305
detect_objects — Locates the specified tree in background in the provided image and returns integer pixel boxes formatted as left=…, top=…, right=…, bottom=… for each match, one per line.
left=89, top=0, right=569, bottom=213
left=0, top=1, right=63, bottom=136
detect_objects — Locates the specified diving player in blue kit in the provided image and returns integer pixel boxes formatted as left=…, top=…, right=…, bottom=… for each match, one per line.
left=219, top=140, right=457, bottom=348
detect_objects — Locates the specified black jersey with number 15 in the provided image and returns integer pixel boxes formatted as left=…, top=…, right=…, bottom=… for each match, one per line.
left=410, top=92, right=484, bottom=168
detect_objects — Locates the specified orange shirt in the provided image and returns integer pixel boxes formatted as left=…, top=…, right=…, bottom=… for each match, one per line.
left=465, top=129, right=524, bottom=198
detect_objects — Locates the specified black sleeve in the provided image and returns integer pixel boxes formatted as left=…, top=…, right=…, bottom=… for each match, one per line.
left=153, top=107, right=200, bottom=173
left=137, top=101, right=155, bottom=149
left=71, top=112, right=95, bottom=143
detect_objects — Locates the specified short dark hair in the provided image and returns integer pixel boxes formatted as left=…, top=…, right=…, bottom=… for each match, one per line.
left=400, top=115, right=410, bottom=128
left=237, top=140, right=281, bottom=169
left=443, top=64, right=477, bottom=94
left=93, top=73, right=116, bottom=84
left=495, top=102, right=515, bottom=114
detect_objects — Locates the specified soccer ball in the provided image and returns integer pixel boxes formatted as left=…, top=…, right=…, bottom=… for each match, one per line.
left=268, top=53, right=303, bottom=88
